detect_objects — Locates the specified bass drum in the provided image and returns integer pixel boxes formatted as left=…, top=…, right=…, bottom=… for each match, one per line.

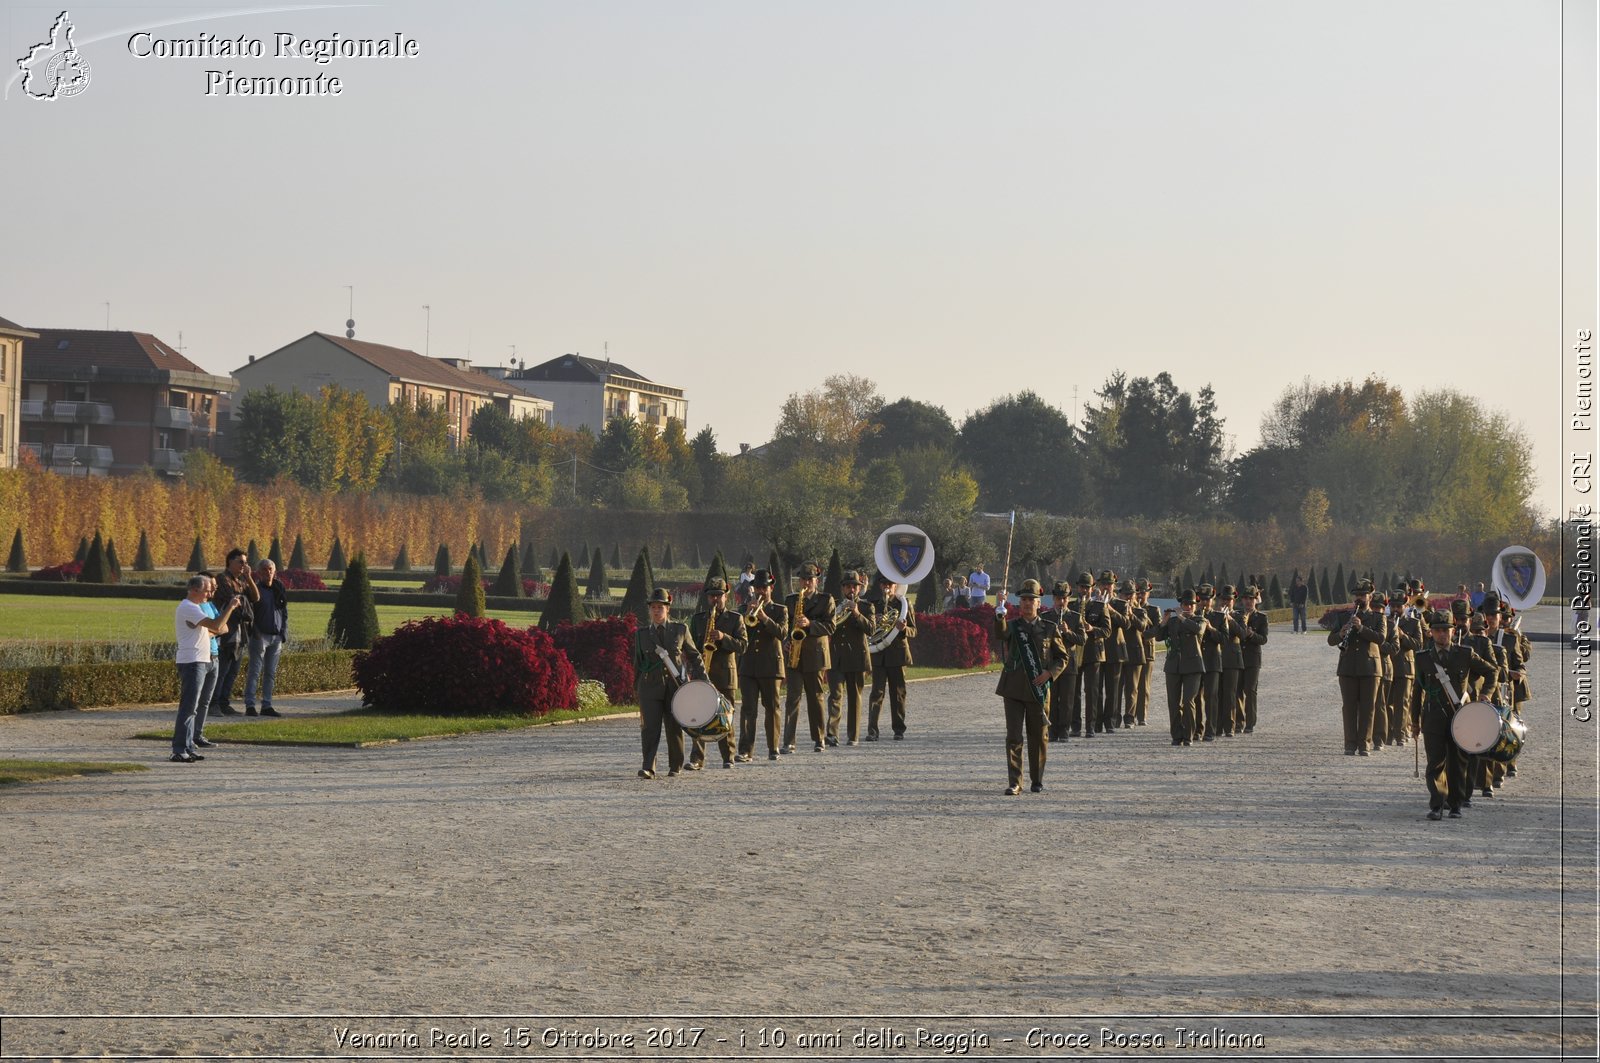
left=1451, top=700, right=1526, bottom=763
left=670, top=680, right=734, bottom=739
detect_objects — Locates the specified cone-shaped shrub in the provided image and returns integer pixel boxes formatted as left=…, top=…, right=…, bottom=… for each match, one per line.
left=289, top=534, right=307, bottom=572
left=327, top=536, right=347, bottom=573
left=768, top=550, right=788, bottom=598
left=328, top=555, right=380, bottom=649
left=586, top=548, right=608, bottom=600
left=81, top=531, right=111, bottom=583
left=493, top=544, right=523, bottom=598
left=915, top=572, right=938, bottom=613
left=393, top=542, right=411, bottom=573
left=186, top=536, right=206, bottom=573
left=434, top=543, right=451, bottom=578
left=662, top=541, right=676, bottom=570
left=549, top=546, right=559, bottom=569
left=524, top=545, right=544, bottom=585
left=693, top=543, right=704, bottom=568
left=456, top=553, right=486, bottom=618
left=6, top=528, right=24, bottom=573
left=1332, top=564, right=1347, bottom=604
left=106, top=538, right=122, bottom=580
left=1319, top=567, right=1333, bottom=605
left=247, top=539, right=261, bottom=567
left=1268, top=573, right=1284, bottom=609
left=619, top=547, right=653, bottom=622
left=134, top=530, right=154, bottom=572
left=610, top=542, right=621, bottom=568
left=824, top=548, right=844, bottom=600
left=539, top=551, right=588, bottom=630
left=1218, top=562, right=1230, bottom=589
left=267, top=535, right=283, bottom=569
left=354, top=615, right=577, bottom=716
left=703, top=550, right=728, bottom=592
left=75, top=536, right=89, bottom=564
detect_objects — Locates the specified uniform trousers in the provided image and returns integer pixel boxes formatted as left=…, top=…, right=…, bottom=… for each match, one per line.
left=1386, top=675, right=1413, bottom=745
left=1133, top=659, right=1154, bottom=724
left=1120, top=661, right=1141, bottom=725
left=1064, top=663, right=1084, bottom=734
left=689, top=680, right=737, bottom=766
left=1003, top=693, right=1049, bottom=788
left=1219, top=668, right=1241, bottom=735
left=1372, top=676, right=1393, bottom=745
left=784, top=670, right=827, bottom=748
left=868, top=658, right=908, bottom=738
left=1047, top=667, right=1075, bottom=740
left=1079, top=660, right=1103, bottom=735
left=1338, top=675, right=1379, bottom=752
left=1100, top=664, right=1123, bottom=730
left=1200, top=670, right=1221, bottom=737
left=827, top=671, right=866, bottom=743
left=1238, top=665, right=1261, bottom=732
left=639, top=690, right=685, bottom=774
left=1165, top=672, right=1201, bottom=743
left=738, top=675, right=781, bottom=757
left=1421, top=711, right=1468, bottom=811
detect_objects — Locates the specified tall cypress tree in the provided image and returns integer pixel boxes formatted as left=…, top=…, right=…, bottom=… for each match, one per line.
left=492, top=544, right=523, bottom=598
left=105, top=537, right=122, bottom=581
left=267, top=534, right=284, bottom=569
left=662, top=541, right=676, bottom=570
left=824, top=548, right=844, bottom=600
left=703, top=550, right=728, bottom=592
left=288, top=534, right=307, bottom=571
left=1267, top=573, right=1284, bottom=609
left=75, top=536, right=89, bottom=564
left=915, top=572, right=938, bottom=613
left=1320, top=567, right=1334, bottom=605
left=186, top=536, right=206, bottom=572
left=586, top=547, right=608, bottom=600
left=393, top=542, right=411, bottom=573
left=768, top=549, right=788, bottom=598
left=434, top=543, right=451, bottom=578
left=693, top=543, right=704, bottom=569
left=539, top=551, right=588, bottom=630
left=6, top=528, right=24, bottom=573
left=81, top=531, right=110, bottom=583
left=523, top=544, right=544, bottom=585
left=133, top=530, right=154, bottom=572
left=619, top=547, right=654, bottom=622
left=327, top=536, right=348, bottom=573
left=246, top=539, right=261, bottom=567
left=328, top=555, right=381, bottom=648
left=610, top=542, right=621, bottom=568
left=455, top=553, right=486, bottom=618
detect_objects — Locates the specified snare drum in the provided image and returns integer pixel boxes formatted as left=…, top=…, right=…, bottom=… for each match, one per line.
left=1451, top=700, right=1526, bottom=763
left=670, top=680, right=734, bottom=739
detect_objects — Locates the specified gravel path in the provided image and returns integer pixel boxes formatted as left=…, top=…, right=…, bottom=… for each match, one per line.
left=0, top=613, right=1593, bottom=1060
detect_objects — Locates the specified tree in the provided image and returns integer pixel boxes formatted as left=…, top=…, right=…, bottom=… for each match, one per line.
left=997, top=512, right=1077, bottom=578
left=492, top=544, right=523, bottom=598
left=134, top=530, right=154, bottom=572
left=6, top=528, right=24, bottom=573
left=586, top=548, right=608, bottom=600
left=393, top=542, right=411, bottom=573
left=703, top=550, right=728, bottom=592
left=1140, top=519, right=1201, bottom=593
left=105, top=538, right=121, bottom=579
left=81, top=531, right=111, bottom=583
left=246, top=539, right=261, bottom=567
left=75, top=536, right=89, bottom=564
left=327, top=536, right=347, bottom=573
left=1320, top=567, right=1335, bottom=605
left=1267, top=573, right=1284, bottom=609
left=327, top=555, right=381, bottom=648
left=455, top=554, right=486, bottom=618
left=523, top=542, right=543, bottom=585
left=619, top=547, right=654, bottom=621
left=267, top=535, right=283, bottom=569
left=824, top=548, right=844, bottom=600
left=185, top=536, right=206, bottom=572
left=610, top=542, right=622, bottom=568
left=662, top=541, right=676, bottom=570
left=434, top=543, right=451, bottom=578
left=770, top=374, right=883, bottom=465
left=289, top=534, right=307, bottom=571
left=768, top=549, right=788, bottom=599
left=232, top=386, right=320, bottom=486
left=958, top=391, right=1088, bottom=515
left=858, top=397, right=958, bottom=465
left=1080, top=371, right=1228, bottom=518
left=540, top=551, right=588, bottom=630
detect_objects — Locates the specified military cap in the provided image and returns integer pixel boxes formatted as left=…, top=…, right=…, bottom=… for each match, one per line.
left=750, top=569, right=773, bottom=588
left=1178, top=589, right=1197, bottom=604
left=1135, top=577, right=1151, bottom=591
left=1427, top=610, right=1452, bottom=629
left=1355, top=578, right=1375, bottom=595
left=1388, top=589, right=1407, bottom=603
left=1469, top=614, right=1486, bottom=632
left=1097, top=569, right=1115, bottom=585
left=842, top=570, right=862, bottom=587
left=1077, top=571, right=1094, bottom=588
left=1053, top=580, right=1072, bottom=598
left=704, top=577, right=729, bottom=595
left=875, top=571, right=896, bottom=586
left=648, top=587, right=673, bottom=605
left=1117, top=579, right=1135, bottom=595
left=1451, top=598, right=1471, bottom=619
left=1018, top=578, right=1043, bottom=599
left=1242, top=585, right=1261, bottom=599
left=1197, top=583, right=1215, bottom=598
left=796, top=563, right=820, bottom=579
left=1478, top=591, right=1501, bottom=613
left=1218, top=583, right=1237, bottom=599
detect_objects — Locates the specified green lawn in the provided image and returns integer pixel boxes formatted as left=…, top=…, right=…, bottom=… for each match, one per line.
left=0, top=596, right=542, bottom=642
left=0, top=759, right=147, bottom=785
left=134, top=705, right=629, bottom=747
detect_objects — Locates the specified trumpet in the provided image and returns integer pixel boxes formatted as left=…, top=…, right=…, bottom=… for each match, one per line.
left=787, top=586, right=809, bottom=669
left=834, top=591, right=861, bottom=624
left=743, top=596, right=766, bottom=628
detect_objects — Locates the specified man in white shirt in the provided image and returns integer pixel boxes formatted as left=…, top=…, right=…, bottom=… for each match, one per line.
left=967, top=564, right=992, bottom=607
left=173, top=575, right=242, bottom=763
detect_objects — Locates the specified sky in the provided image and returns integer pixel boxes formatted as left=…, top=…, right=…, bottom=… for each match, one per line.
left=3, top=0, right=1589, bottom=518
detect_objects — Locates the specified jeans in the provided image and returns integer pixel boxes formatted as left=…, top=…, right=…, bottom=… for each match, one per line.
left=212, top=640, right=244, bottom=711
left=174, top=660, right=218, bottom=754
left=1292, top=603, right=1308, bottom=632
left=245, top=632, right=283, bottom=709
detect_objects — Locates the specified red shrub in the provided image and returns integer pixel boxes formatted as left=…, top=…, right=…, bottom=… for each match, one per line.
left=522, top=578, right=551, bottom=598
left=31, top=561, right=83, bottom=581
left=549, top=612, right=637, bottom=703
left=915, top=614, right=990, bottom=668
left=353, top=614, right=577, bottom=715
left=941, top=603, right=997, bottom=628
left=277, top=568, right=327, bottom=591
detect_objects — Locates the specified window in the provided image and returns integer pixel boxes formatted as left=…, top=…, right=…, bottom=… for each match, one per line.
left=157, top=431, right=170, bottom=450
left=65, top=383, right=88, bottom=402
left=0, top=345, right=7, bottom=382
left=0, top=414, right=5, bottom=452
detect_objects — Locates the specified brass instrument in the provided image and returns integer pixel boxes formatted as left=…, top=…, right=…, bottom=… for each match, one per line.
left=834, top=590, right=860, bottom=624
left=702, top=601, right=720, bottom=674
left=787, top=586, right=809, bottom=669
left=743, top=597, right=765, bottom=628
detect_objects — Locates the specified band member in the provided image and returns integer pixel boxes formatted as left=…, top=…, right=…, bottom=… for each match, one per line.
left=1415, top=610, right=1497, bottom=819
left=1078, top=571, right=1109, bottom=736
left=1214, top=584, right=1246, bottom=737
left=1237, top=585, right=1269, bottom=734
left=867, top=574, right=917, bottom=741
left=1465, top=605, right=1512, bottom=796
left=1116, top=579, right=1149, bottom=728
left=1494, top=598, right=1532, bottom=780
left=1196, top=583, right=1222, bottom=739
left=1385, top=590, right=1421, bottom=747
left=1159, top=589, right=1209, bottom=745
left=736, top=570, right=788, bottom=761
left=1329, top=578, right=1389, bottom=755
left=687, top=577, right=748, bottom=770
left=827, top=571, right=873, bottom=745
left=1044, top=581, right=1086, bottom=741
left=633, top=587, right=706, bottom=779
left=993, top=579, right=1068, bottom=794
left=1134, top=578, right=1160, bottom=726
left=782, top=563, right=836, bottom=753
left=1096, top=570, right=1128, bottom=732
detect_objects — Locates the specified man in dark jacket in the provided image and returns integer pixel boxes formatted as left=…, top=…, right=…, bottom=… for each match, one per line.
left=867, top=574, right=917, bottom=741
left=244, top=559, right=287, bottom=717
left=826, top=571, right=872, bottom=746
left=210, top=549, right=260, bottom=717
left=1329, top=578, right=1389, bottom=755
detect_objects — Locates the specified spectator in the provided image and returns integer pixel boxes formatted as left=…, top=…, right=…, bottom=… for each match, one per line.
left=1455, top=583, right=1471, bottom=603
left=1290, top=574, right=1309, bottom=633
left=941, top=577, right=958, bottom=612
left=736, top=562, right=756, bottom=608
left=967, top=563, right=991, bottom=607
left=172, top=574, right=241, bottom=763
left=245, top=559, right=287, bottom=717
left=1470, top=581, right=1486, bottom=609
left=210, top=549, right=259, bottom=717
left=955, top=575, right=971, bottom=608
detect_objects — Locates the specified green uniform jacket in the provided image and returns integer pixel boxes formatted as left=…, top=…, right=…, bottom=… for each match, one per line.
left=1329, top=608, right=1388, bottom=677
left=1160, top=611, right=1209, bottom=675
left=830, top=596, right=874, bottom=673
left=690, top=606, right=749, bottom=690
left=784, top=591, right=837, bottom=672
left=992, top=613, right=1068, bottom=699
left=869, top=594, right=917, bottom=668
left=1119, top=596, right=1149, bottom=665
left=740, top=600, right=790, bottom=680
left=634, top=622, right=704, bottom=698
left=1414, top=643, right=1498, bottom=726
left=1239, top=609, right=1269, bottom=668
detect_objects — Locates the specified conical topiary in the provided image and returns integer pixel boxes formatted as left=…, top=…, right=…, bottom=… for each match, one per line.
left=267, top=535, right=283, bottom=569
left=768, top=549, right=788, bottom=598
left=327, top=536, right=347, bottom=573
left=524, top=547, right=544, bottom=585
left=1320, top=567, right=1333, bottom=605
left=1332, top=563, right=1347, bottom=604
left=477, top=540, right=491, bottom=569
left=549, top=546, right=559, bottom=569
left=81, top=531, right=110, bottom=583
left=610, top=542, right=621, bottom=568
left=662, top=541, right=676, bottom=570
left=520, top=537, right=537, bottom=574
left=434, top=543, right=451, bottom=578
left=1268, top=573, right=1284, bottom=609
left=1182, top=565, right=1195, bottom=591
left=75, top=536, right=89, bottom=564
left=703, top=550, right=728, bottom=592
left=6, top=528, right=24, bottom=573
left=586, top=548, right=608, bottom=600
left=824, top=548, right=844, bottom=600
left=619, top=547, right=654, bottom=622
left=393, top=542, right=411, bottom=573
left=455, top=553, right=486, bottom=618
left=246, top=539, right=261, bottom=567
left=539, top=550, right=588, bottom=630
left=492, top=544, right=523, bottom=598
left=105, top=537, right=121, bottom=580
left=134, top=530, right=154, bottom=572
left=1218, top=562, right=1230, bottom=589
left=693, top=543, right=704, bottom=568
left=915, top=572, right=938, bottom=613
left=328, top=555, right=380, bottom=648
left=288, top=534, right=307, bottom=572
left=186, top=536, right=206, bottom=573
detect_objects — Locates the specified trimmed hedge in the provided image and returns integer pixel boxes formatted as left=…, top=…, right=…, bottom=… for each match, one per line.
left=0, top=650, right=359, bottom=714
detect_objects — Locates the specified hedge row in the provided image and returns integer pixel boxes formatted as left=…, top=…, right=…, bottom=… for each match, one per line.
left=0, top=651, right=359, bottom=714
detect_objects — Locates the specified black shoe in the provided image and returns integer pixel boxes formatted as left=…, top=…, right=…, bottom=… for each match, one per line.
left=1481, top=787, right=1493, bottom=797
left=193, top=739, right=216, bottom=749
left=723, top=761, right=733, bottom=769
left=1182, top=739, right=1191, bottom=746
left=1461, top=797, right=1473, bottom=807
left=864, top=734, right=879, bottom=742
left=1448, top=808, right=1462, bottom=818
left=735, top=754, right=752, bottom=763
left=1427, top=809, right=1444, bottom=820
left=848, top=740, right=860, bottom=747
left=768, top=751, right=779, bottom=761
left=186, top=752, right=205, bottom=761
left=169, top=753, right=195, bottom=763
left=1357, top=748, right=1370, bottom=756
left=783, top=744, right=796, bottom=754
left=1345, top=748, right=1356, bottom=755
left=217, top=705, right=239, bottom=716
left=244, top=708, right=258, bottom=716
left=667, top=768, right=682, bottom=777
left=1083, top=731, right=1094, bottom=739
left=637, top=769, right=655, bottom=779
left=893, top=733, right=904, bottom=740
left=1172, top=739, right=1183, bottom=746
left=1030, top=783, right=1044, bottom=793
left=685, top=762, right=704, bottom=771
left=826, top=736, right=839, bottom=747
left=1004, top=785, right=1022, bottom=796
left=813, top=743, right=824, bottom=752
left=1069, top=728, right=1082, bottom=737
left=260, top=707, right=281, bottom=718
left=1202, top=735, right=1214, bottom=742
left=1506, top=765, right=1518, bottom=778
left=1244, top=727, right=1254, bottom=733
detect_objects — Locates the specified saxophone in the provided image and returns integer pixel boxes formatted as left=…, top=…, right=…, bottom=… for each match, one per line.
left=787, top=586, right=809, bottom=669
left=702, top=601, right=720, bottom=674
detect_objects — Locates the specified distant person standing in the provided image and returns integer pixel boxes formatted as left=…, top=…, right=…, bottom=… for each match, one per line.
left=172, top=575, right=242, bottom=763
left=967, top=563, right=991, bottom=607
left=244, top=559, right=287, bottom=717
left=1290, top=574, right=1309, bottom=633
left=210, top=549, right=259, bottom=717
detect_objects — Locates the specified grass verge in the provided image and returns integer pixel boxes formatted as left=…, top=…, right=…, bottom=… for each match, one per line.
left=133, top=704, right=632, bottom=747
left=0, top=759, right=148, bottom=785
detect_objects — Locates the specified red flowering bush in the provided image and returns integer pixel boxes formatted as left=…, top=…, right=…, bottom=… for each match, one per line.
left=277, top=568, right=328, bottom=591
left=353, top=614, right=577, bottom=716
left=548, top=612, right=636, bottom=703
left=942, top=603, right=997, bottom=628
left=915, top=614, right=990, bottom=668
left=31, top=561, right=83, bottom=581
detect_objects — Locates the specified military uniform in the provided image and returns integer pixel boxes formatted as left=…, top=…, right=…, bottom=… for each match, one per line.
left=633, top=588, right=706, bottom=778
left=827, top=573, right=873, bottom=745
left=1329, top=580, right=1389, bottom=755
left=993, top=580, right=1069, bottom=793
left=1043, top=582, right=1086, bottom=741
left=867, top=577, right=917, bottom=740
left=1236, top=587, right=1269, bottom=734
left=1116, top=580, right=1149, bottom=728
left=1134, top=579, right=1161, bottom=726
left=687, top=578, right=748, bottom=769
left=1214, top=585, right=1246, bottom=736
left=1078, top=573, right=1111, bottom=736
left=1096, top=572, right=1128, bottom=732
left=782, top=564, right=837, bottom=752
left=1387, top=593, right=1423, bottom=746
left=1196, top=584, right=1223, bottom=739
left=737, top=571, right=788, bottom=761
left=1159, top=590, right=1209, bottom=745
left=1415, top=612, right=1498, bottom=818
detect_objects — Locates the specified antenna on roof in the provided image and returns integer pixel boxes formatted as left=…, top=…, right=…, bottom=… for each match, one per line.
left=604, top=341, right=610, bottom=373
left=178, top=331, right=185, bottom=353
left=344, top=285, right=356, bottom=339
left=103, top=302, right=110, bottom=330
left=422, top=305, right=431, bottom=357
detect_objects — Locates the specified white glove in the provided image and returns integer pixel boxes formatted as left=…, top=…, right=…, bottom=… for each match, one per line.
left=995, top=601, right=1008, bottom=619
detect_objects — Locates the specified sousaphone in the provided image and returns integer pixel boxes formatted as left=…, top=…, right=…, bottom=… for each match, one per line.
left=870, top=524, right=935, bottom=653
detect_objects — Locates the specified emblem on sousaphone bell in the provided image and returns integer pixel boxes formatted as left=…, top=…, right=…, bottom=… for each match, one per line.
left=1499, top=552, right=1536, bottom=599
left=874, top=523, right=936, bottom=588
left=1490, top=544, right=1547, bottom=612
left=887, top=531, right=927, bottom=579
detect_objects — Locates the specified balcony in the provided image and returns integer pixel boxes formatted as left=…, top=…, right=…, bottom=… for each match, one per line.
left=154, top=405, right=193, bottom=430
left=49, top=401, right=114, bottom=425
left=47, top=444, right=114, bottom=469
left=151, top=448, right=185, bottom=474
left=20, top=399, right=44, bottom=420
left=20, top=442, right=43, bottom=462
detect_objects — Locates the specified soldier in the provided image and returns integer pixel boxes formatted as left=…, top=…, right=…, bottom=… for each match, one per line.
left=1464, top=604, right=1510, bottom=797
left=1134, top=578, right=1161, bottom=726
left=1494, top=598, right=1532, bottom=781
left=687, top=577, right=747, bottom=770
left=1329, top=578, right=1389, bottom=755
left=1196, top=583, right=1222, bottom=740
left=633, top=588, right=706, bottom=779
left=867, top=573, right=917, bottom=741
left=827, top=571, right=873, bottom=746
left=783, top=562, right=836, bottom=753
left=736, top=570, right=788, bottom=762
left=1159, top=589, right=1209, bottom=745
left=1116, top=579, right=1149, bottom=728
left=1043, top=581, right=1086, bottom=742
left=1214, top=584, right=1246, bottom=737
left=1414, top=610, right=1498, bottom=819
left=1096, top=570, right=1129, bottom=732
left=993, top=579, right=1069, bottom=794
left=1237, top=585, right=1269, bottom=734
left=1078, top=571, right=1110, bottom=736
left=1385, top=590, right=1421, bottom=747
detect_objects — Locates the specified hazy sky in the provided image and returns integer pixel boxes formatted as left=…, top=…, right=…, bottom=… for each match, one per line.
left=3, top=0, right=1581, bottom=516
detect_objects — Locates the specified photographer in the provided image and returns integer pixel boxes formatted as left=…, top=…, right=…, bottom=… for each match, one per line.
left=210, top=548, right=260, bottom=717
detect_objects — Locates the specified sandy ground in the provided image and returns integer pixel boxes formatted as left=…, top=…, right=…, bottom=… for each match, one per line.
left=0, top=612, right=1594, bottom=1061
